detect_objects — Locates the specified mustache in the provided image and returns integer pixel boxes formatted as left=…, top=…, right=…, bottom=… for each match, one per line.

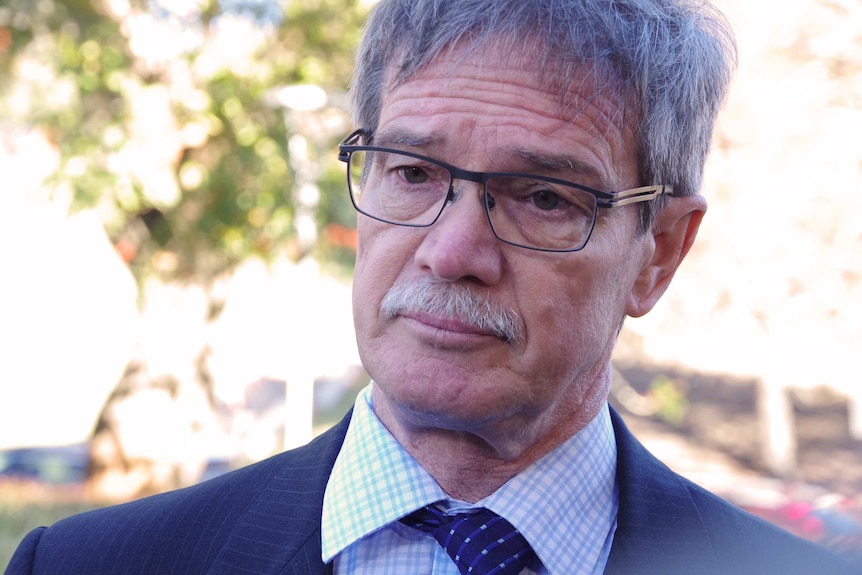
left=380, top=280, right=522, bottom=343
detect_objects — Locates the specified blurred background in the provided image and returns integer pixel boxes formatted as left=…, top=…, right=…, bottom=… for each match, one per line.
left=0, top=0, right=860, bottom=568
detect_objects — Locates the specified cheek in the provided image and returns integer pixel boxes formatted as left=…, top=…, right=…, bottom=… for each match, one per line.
left=515, top=256, right=627, bottom=368
left=352, top=222, right=417, bottom=332
left=353, top=228, right=384, bottom=324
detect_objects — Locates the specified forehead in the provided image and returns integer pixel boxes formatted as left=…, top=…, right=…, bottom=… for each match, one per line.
left=383, top=35, right=630, bottom=128
left=377, top=41, right=639, bottom=189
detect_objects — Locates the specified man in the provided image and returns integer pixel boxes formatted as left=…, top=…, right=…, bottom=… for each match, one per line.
left=6, top=1, right=856, bottom=574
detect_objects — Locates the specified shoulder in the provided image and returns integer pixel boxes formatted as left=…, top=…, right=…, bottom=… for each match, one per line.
left=5, top=413, right=351, bottom=575
left=608, top=408, right=856, bottom=575
left=680, top=474, right=855, bottom=573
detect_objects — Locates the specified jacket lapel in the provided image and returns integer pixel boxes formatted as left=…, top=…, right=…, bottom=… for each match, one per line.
left=205, top=405, right=722, bottom=574
left=207, top=411, right=352, bottom=575
left=274, top=533, right=333, bottom=575
left=604, top=408, right=719, bottom=575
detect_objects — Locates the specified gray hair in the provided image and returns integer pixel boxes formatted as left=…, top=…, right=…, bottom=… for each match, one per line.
left=349, top=0, right=737, bottom=230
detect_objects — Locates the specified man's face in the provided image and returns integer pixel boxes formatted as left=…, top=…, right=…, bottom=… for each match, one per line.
left=352, top=43, right=656, bottom=452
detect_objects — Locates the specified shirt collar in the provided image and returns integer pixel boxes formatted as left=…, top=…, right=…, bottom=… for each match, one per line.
left=321, top=384, right=618, bottom=574
left=321, top=385, right=447, bottom=561
left=484, top=403, right=618, bottom=574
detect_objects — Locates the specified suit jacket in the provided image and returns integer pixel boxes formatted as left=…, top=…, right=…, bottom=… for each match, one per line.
left=5, top=408, right=855, bottom=575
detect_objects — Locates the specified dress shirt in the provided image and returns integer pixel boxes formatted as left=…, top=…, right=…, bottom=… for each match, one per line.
left=321, top=384, right=619, bottom=575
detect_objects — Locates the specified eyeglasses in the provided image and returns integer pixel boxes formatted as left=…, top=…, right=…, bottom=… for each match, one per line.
left=338, top=129, right=672, bottom=252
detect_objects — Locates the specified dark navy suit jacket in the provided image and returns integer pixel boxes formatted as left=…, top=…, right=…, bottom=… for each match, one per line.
left=5, top=408, right=855, bottom=574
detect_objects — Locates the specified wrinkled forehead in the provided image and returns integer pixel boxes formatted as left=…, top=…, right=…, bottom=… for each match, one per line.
left=379, top=33, right=635, bottom=138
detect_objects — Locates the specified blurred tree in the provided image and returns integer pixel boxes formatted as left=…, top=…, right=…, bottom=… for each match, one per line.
left=0, top=0, right=369, bottom=281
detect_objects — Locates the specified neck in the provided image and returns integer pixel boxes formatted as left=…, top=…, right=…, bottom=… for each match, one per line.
left=371, top=375, right=610, bottom=502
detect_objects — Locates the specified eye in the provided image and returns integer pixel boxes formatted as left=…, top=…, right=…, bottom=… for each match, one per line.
left=399, top=166, right=429, bottom=184
left=531, top=190, right=562, bottom=210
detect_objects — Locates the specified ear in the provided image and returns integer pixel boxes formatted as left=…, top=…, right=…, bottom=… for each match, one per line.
left=626, top=194, right=707, bottom=318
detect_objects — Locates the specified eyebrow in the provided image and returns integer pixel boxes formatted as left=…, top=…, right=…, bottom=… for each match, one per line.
left=373, top=129, right=607, bottom=188
left=514, top=149, right=604, bottom=185
left=373, top=129, right=441, bottom=148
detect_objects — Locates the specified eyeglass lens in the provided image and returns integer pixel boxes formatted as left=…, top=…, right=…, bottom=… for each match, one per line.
left=347, top=149, right=598, bottom=251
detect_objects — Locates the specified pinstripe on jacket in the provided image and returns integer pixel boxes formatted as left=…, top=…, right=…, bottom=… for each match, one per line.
left=5, top=408, right=855, bottom=575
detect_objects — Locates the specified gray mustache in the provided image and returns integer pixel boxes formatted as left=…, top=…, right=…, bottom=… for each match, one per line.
left=380, top=281, right=522, bottom=343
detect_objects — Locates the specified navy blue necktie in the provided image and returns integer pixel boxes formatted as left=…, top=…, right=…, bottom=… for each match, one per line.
left=400, top=505, right=536, bottom=574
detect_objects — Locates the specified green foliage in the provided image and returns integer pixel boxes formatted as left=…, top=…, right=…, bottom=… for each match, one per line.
left=1, top=0, right=132, bottom=208
left=649, top=375, right=689, bottom=426
left=0, top=0, right=370, bottom=282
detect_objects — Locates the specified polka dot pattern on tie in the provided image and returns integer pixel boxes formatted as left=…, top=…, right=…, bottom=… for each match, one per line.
left=400, top=505, right=536, bottom=575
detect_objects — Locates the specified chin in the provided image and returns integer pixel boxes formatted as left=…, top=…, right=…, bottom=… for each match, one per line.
left=391, top=381, right=534, bottom=430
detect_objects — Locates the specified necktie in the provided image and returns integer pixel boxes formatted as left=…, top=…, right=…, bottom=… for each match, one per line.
left=400, top=504, right=537, bottom=575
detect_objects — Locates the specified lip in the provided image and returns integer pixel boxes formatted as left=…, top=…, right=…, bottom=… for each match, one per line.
left=397, top=311, right=502, bottom=346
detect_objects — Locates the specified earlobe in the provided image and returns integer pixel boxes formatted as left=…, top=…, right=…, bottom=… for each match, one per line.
left=626, top=195, right=707, bottom=318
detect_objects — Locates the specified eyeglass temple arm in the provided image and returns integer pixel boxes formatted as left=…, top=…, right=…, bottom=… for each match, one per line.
left=338, top=129, right=366, bottom=163
left=598, top=185, right=674, bottom=207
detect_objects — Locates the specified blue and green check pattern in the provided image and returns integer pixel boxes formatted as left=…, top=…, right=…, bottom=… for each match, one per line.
left=321, top=384, right=619, bottom=574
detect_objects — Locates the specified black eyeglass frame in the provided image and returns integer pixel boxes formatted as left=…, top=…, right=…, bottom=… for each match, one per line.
left=338, top=129, right=673, bottom=252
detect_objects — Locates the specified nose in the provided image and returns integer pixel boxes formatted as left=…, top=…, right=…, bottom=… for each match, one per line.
left=413, top=182, right=504, bottom=286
